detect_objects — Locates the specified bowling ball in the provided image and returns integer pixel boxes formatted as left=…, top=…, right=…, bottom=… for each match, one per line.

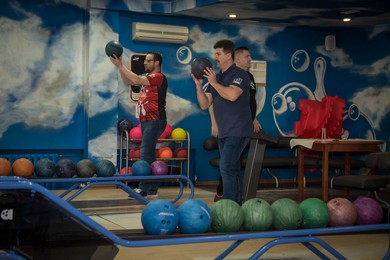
left=242, top=198, right=273, bottom=231
left=271, top=198, right=302, bottom=230
left=12, top=158, right=34, bottom=178
left=76, top=159, right=97, bottom=178
left=55, top=159, right=76, bottom=178
left=129, top=125, right=142, bottom=143
left=132, top=160, right=150, bottom=176
left=0, top=158, right=12, bottom=176
left=171, top=128, right=187, bottom=140
left=191, top=57, right=212, bottom=79
left=300, top=197, right=330, bottom=228
left=118, top=119, right=133, bottom=133
left=203, top=137, right=218, bottom=151
left=105, top=40, right=123, bottom=57
left=353, top=196, right=383, bottom=225
left=141, top=199, right=179, bottom=235
left=120, top=167, right=132, bottom=174
left=150, top=161, right=168, bottom=175
left=327, top=197, right=357, bottom=227
left=210, top=199, right=244, bottom=232
left=96, top=159, right=116, bottom=177
left=129, top=147, right=141, bottom=159
left=34, top=158, right=56, bottom=178
left=178, top=199, right=211, bottom=234
left=173, top=147, right=188, bottom=158
left=158, top=147, right=173, bottom=162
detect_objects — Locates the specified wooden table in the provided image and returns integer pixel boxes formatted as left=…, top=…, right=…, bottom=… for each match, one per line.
left=291, top=139, right=384, bottom=202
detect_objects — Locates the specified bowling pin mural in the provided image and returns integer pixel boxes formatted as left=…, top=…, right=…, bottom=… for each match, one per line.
left=272, top=49, right=376, bottom=140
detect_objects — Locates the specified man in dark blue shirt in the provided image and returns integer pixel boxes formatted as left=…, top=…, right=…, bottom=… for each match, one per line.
left=192, top=40, right=252, bottom=205
left=212, top=46, right=262, bottom=202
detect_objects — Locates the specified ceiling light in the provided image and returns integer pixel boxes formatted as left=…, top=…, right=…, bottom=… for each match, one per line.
left=229, top=14, right=237, bottom=19
left=343, top=18, right=351, bottom=22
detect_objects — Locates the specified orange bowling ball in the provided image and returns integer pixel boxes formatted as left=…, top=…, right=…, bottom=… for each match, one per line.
left=0, top=158, right=12, bottom=176
left=158, top=147, right=173, bottom=162
left=12, top=158, right=34, bottom=178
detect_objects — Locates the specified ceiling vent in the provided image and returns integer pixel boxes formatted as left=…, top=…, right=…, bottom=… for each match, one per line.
left=132, top=22, right=189, bottom=44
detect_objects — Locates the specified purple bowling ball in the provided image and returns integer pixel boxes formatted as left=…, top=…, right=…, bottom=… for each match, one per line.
left=353, top=196, right=383, bottom=225
left=191, top=57, right=212, bottom=79
left=151, top=161, right=169, bottom=175
left=55, top=159, right=76, bottom=178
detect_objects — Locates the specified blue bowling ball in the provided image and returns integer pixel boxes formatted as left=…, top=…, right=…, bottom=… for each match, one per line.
left=105, top=40, right=123, bottom=57
left=132, top=160, right=151, bottom=176
left=34, top=158, right=56, bottom=178
left=141, top=199, right=179, bottom=235
left=178, top=199, right=211, bottom=234
left=96, top=159, right=116, bottom=177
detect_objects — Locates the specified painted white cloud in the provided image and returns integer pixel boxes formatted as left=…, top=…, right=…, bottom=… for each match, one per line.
left=238, top=25, right=284, bottom=61
left=369, top=24, right=390, bottom=39
left=88, top=10, right=121, bottom=117
left=88, top=126, right=118, bottom=164
left=189, top=25, right=226, bottom=58
left=0, top=13, right=84, bottom=137
left=353, top=55, right=390, bottom=78
left=349, top=87, right=390, bottom=130
left=316, top=46, right=354, bottom=68
left=317, top=45, right=390, bottom=79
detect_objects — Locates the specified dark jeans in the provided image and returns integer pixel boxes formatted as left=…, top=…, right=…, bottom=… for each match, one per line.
left=216, top=175, right=223, bottom=196
left=218, top=136, right=249, bottom=205
left=139, top=119, right=166, bottom=194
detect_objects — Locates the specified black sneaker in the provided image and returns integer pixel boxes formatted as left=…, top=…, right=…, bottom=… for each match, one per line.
left=128, top=188, right=147, bottom=200
left=214, top=194, right=223, bottom=202
left=128, top=188, right=159, bottom=200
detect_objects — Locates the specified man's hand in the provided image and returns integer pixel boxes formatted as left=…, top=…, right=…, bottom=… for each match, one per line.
left=253, top=118, right=261, bottom=133
left=191, top=74, right=204, bottom=89
left=109, top=54, right=122, bottom=67
left=203, top=67, right=217, bottom=86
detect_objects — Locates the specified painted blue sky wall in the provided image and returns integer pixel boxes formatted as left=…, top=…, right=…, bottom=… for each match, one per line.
left=0, top=0, right=389, bottom=183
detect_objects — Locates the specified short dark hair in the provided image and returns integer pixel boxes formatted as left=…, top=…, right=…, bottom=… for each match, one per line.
left=214, top=40, right=235, bottom=59
left=147, top=51, right=163, bottom=66
left=235, top=46, right=250, bottom=54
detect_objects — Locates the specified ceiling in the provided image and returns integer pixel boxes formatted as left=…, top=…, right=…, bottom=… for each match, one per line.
left=172, top=0, right=390, bottom=29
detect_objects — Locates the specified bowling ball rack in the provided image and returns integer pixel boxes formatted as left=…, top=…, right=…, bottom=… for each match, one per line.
left=28, top=174, right=194, bottom=204
left=1, top=176, right=390, bottom=260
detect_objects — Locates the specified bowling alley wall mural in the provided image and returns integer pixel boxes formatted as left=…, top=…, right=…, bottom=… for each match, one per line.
left=0, top=0, right=389, bottom=183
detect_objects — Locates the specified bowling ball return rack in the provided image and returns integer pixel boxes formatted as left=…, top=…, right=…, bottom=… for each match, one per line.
left=27, top=174, right=194, bottom=205
left=1, top=176, right=390, bottom=260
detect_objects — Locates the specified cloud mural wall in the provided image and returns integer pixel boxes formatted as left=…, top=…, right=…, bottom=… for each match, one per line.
left=0, top=0, right=389, bottom=182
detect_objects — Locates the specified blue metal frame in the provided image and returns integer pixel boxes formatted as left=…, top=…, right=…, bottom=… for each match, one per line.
left=1, top=177, right=390, bottom=259
left=28, top=174, right=194, bottom=204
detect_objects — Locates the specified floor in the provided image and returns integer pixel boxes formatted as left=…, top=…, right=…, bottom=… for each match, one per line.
left=52, top=183, right=390, bottom=260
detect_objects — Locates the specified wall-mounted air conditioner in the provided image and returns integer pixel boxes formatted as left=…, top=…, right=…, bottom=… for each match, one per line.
left=132, top=22, right=189, bottom=44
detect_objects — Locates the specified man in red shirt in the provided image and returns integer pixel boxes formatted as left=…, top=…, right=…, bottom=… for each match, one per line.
left=110, top=51, right=167, bottom=198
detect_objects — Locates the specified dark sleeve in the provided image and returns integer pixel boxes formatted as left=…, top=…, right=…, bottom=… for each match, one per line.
left=248, top=72, right=257, bottom=121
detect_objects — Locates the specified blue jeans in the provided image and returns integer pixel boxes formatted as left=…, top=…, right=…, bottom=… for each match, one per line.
left=139, top=119, right=167, bottom=194
left=218, top=136, right=249, bottom=205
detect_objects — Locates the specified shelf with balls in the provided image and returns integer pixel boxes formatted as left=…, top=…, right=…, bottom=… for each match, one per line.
left=118, top=123, right=190, bottom=180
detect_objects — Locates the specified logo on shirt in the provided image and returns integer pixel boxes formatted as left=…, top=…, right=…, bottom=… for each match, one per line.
left=233, top=77, right=243, bottom=85
left=250, top=82, right=256, bottom=90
